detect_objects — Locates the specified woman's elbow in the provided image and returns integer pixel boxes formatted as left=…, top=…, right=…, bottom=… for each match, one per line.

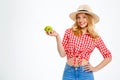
left=60, top=53, right=66, bottom=58
left=105, top=57, right=112, bottom=63
left=109, top=57, right=112, bottom=62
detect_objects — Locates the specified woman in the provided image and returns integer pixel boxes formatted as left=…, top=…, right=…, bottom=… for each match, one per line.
left=45, top=4, right=112, bottom=80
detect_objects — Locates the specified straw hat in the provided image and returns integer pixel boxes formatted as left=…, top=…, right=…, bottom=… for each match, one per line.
left=69, top=4, right=99, bottom=23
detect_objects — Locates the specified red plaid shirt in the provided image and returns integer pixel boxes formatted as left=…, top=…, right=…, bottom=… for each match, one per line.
left=62, top=28, right=112, bottom=65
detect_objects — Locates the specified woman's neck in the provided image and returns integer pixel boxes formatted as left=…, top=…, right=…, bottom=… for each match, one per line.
left=81, top=28, right=88, bottom=34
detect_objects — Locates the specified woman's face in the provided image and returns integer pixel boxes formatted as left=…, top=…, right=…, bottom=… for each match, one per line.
left=76, top=13, right=88, bottom=28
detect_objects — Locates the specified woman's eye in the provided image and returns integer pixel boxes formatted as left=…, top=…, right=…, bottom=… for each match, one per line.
left=82, top=16, right=86, bottom=18
left=76, top=17, right=80, bottom=19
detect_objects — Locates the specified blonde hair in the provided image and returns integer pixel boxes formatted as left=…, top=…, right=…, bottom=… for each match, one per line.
left=71, top=13, right=99, bottom=39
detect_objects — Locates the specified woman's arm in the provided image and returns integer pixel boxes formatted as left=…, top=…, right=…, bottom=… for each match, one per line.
left=84, top=57, right=112, bottom=72
left=93, top=57, right=112, bottom=72
left=55, top=34, right=66, bottom=57
left=46, top=30, right=66, bottom=57
left=84, top=36, right=112, bottom=72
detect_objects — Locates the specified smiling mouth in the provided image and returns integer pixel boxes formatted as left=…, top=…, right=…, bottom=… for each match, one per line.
left=80, top=22, right=86, bottom=25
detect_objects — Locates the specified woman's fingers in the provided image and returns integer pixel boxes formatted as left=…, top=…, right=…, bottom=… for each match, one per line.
left=47, top=30, right=53, bottom=35
left=46, top=30, right=58, bottom=37
left=84, top=64, right=90, bottom=71
left=84, top=64, right=93, bottom=72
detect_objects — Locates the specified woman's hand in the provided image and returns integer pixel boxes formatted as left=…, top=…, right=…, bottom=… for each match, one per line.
left=84, top=58, right=112, bottom=72
left=84, top=63, right=97, bottom=72
left=46, top=30, right=59, bottom=37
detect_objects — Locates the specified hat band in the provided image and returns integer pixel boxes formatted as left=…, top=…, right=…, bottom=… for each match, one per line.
left=78, top=10, right=88, bottom=12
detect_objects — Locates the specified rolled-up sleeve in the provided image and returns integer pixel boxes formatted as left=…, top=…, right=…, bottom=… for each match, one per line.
left=95, top=37, right=112, bottom=58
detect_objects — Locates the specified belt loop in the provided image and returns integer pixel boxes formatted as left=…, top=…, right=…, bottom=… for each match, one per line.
left=82, top=66, right=84, bottom=72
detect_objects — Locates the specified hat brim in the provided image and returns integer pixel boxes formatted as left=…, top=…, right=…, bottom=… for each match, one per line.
left=69, top=11, right=99, bottom=23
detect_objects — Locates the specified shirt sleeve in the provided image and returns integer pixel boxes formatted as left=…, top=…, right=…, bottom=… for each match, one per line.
left=95, top=36, right=112, bottom=58
left=62, top=28, right=70, bottom=52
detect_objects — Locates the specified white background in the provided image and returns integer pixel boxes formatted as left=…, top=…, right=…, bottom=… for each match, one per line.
left=0, top=0, right=120, bottom=80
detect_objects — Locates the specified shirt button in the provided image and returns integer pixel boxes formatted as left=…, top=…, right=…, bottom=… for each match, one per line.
left=75, top=67, right=78, bottom=70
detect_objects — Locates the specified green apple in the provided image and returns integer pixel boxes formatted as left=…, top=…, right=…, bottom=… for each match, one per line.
left=44, top=26, right=53, bottom=33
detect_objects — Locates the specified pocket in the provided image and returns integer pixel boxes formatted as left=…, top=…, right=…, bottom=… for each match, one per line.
left=64, top=65, right=72, bottom=72
left=63, top=64, right=75, bottom=74
left=63, top=65, right=74, bottom=79
left=81, top=70, right=94, bottom=80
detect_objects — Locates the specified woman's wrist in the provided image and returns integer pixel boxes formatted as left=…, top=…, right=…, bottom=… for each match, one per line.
left=55, top=33, right=60, bottom=38
left=92, top=67, right=98, bottom=72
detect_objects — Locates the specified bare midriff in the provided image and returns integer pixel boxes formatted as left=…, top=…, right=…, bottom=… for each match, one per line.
left=67, top=58, right=89, bottom=67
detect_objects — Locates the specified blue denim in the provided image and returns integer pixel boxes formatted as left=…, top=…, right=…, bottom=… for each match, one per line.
left=62, top=63, right=94, bottom=80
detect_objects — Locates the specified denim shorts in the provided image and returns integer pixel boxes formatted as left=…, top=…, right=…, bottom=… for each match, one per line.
left=62, top=63, right=94, bottom=80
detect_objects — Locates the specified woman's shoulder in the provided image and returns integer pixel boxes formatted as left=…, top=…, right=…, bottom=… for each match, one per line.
left=94, top=35, right=103, bottom=42
left=65, top=28, right=72, bottom=32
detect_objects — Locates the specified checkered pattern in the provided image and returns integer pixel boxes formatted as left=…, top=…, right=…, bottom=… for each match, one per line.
left=62, top=28, right=112, bottom=65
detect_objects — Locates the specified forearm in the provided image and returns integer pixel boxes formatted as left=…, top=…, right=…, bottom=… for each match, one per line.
left=94, top=57, right=112, bottom=72
left=55, top=35, right=66, bottom=57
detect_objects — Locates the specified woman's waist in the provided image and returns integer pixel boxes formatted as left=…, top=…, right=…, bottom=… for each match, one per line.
left=66, top=58, right=89, bottom=67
